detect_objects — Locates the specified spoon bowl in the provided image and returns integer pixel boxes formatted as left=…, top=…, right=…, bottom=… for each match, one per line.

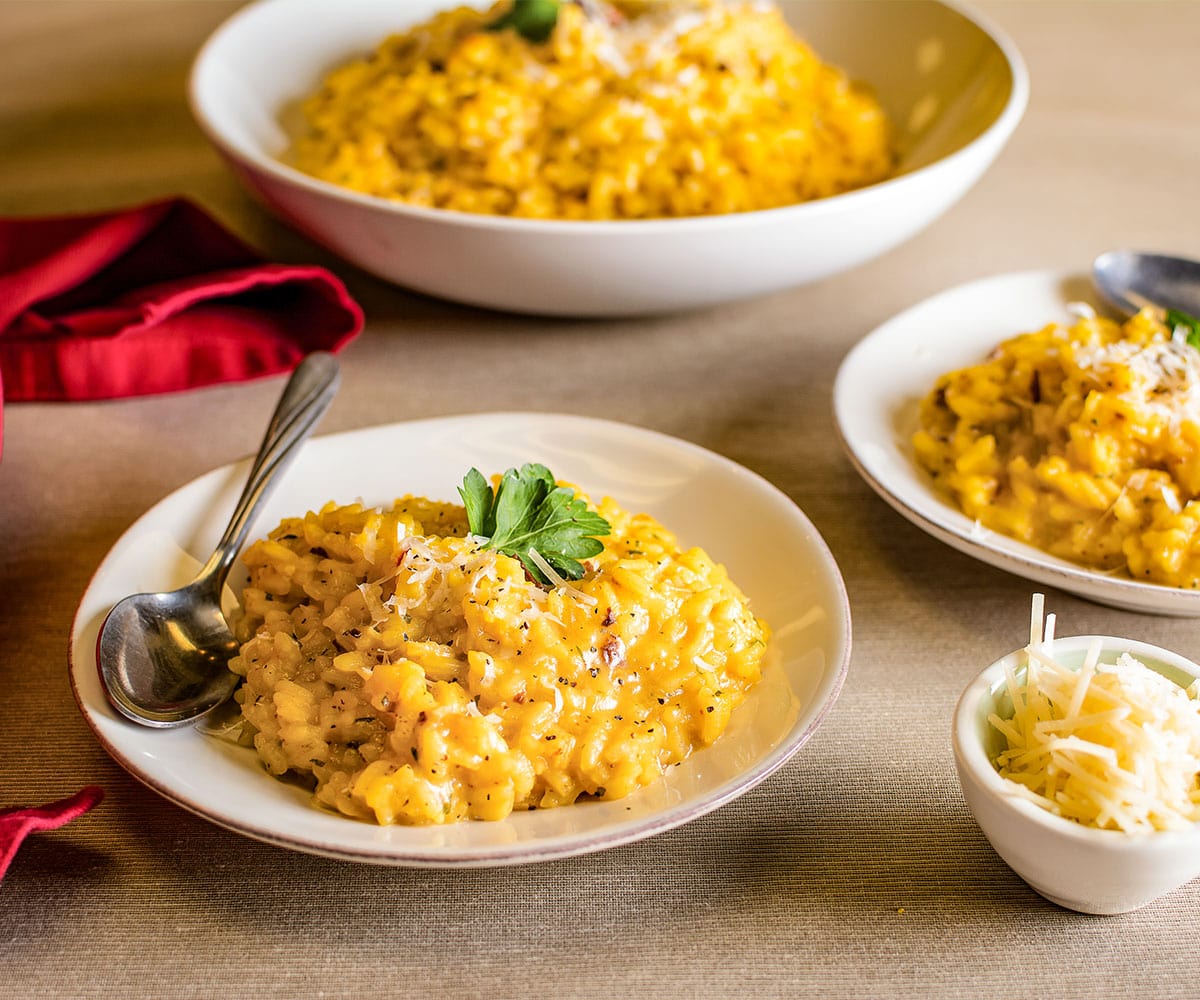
left=1093, top=250, right=1200, bottom=319
left=97, top=351, right=340, bottom=728
left=98, top=579, right=242, bottom=726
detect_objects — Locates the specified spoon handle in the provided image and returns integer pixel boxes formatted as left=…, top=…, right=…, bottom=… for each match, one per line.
left=197, top=351, right=341, bottom=586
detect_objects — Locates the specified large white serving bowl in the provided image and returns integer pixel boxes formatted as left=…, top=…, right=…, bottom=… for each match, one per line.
left=954, top=635, right=1200, bottom=914
left=189, top=0, right=1028, bottom=316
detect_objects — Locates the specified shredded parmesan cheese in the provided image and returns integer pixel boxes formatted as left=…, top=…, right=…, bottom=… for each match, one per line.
left=1072, top=334, right=1200, bottom=430
left=991, top=595, right=1200, bottom=833
left=525, top=548, right=599, bottom=606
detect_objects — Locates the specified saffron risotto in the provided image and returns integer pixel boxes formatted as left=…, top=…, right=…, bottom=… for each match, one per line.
left=913, top=309, right=1200, bottom=589
left=228, top=485, right=770, bottom=825
left=286, top=0, right=894, bottom=219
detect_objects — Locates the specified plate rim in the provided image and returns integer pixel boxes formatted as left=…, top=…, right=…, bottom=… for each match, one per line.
left=69, top=411, right=852, bottom=866
left=833, top=268, right=1200, bottom=617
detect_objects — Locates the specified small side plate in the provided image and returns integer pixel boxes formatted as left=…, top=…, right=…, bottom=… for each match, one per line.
left=834, top=268, right=1200, bottom=617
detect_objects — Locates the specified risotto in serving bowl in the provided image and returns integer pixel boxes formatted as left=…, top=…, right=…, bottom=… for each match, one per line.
left=285, top=1, right=894, bottom=220
left=189, top=0, right=1027, bottom=315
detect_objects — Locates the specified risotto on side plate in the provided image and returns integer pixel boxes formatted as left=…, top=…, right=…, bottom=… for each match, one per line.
left=913, top=308, right=1200, bottom=589
left=227, top=479, right=770, bottom=825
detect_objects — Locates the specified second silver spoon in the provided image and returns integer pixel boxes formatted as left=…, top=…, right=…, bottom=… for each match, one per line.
left=1093, top=250, right=1200, bottom=319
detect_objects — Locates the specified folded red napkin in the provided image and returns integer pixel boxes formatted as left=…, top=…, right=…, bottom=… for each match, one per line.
left=0, top=197, right=364, bottom=457
left=0, top=786, right=104, bottom=879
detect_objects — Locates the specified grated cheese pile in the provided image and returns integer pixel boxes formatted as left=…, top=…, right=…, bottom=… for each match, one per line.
left=989, top=594, right=1200, bottom=833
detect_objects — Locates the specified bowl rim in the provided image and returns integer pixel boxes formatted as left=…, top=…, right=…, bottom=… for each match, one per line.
left=953, top=633, right=1200, bottom=850
left=186, top=0, right=1030, bottom=233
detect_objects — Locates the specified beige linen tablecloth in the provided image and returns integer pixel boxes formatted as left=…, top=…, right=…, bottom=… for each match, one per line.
left=3, top=2, right=1200, bottom=997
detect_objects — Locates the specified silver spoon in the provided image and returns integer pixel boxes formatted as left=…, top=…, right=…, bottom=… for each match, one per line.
left=1093, top=250, right=1200, bottom=318
left=97, top=351, right=341, bottom=728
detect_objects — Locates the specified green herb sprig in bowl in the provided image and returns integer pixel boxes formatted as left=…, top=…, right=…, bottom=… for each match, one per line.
left=1166, top=308, right=1200, bottom=351
left=485, top=0, right=562, bottom=43
left=458, top=463, right=611, bottom=585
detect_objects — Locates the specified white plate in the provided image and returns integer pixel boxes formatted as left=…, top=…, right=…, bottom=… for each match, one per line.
left=70, top=413, right=851, bottom=866
left=834, top=268, right=1200, bottom=617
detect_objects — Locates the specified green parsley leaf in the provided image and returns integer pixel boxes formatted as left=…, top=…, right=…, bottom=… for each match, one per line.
left=458, top=463, right=611, bottom=585
left=458, top=467, right=496, bottom=539
left=485, top=0, right=561, bottom=43
left=1165, top=308, right=1200, bottom=352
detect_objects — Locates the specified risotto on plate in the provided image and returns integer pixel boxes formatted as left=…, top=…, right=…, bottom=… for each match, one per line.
left=913, top=308, right=1200, bottom=589
left=227, top=471, right=770, bottom=825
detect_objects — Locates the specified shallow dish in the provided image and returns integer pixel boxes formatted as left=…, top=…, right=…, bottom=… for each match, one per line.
left=69, top=412, right=851, bottom=867
left=833, top=268, right=1200, bottom=617
left=188, top=0, right=1027, bottom=316
left=954, top=634, right=1200, bottom=914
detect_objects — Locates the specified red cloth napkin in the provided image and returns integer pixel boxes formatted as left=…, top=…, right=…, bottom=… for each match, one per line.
left=0, top=197, right=364, bottom=456
left=0, top=786, right=104, bottom=879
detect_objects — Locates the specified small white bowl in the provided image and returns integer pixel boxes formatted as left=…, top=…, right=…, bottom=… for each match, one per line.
left=188, top=0, right=1028, bottom=316
left=953, top=635, right=1200, bottom=914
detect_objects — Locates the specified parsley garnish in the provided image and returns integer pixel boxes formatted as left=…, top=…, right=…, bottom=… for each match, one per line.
left=485, top=0, right=561, bottom=43
left=458, top=463, right=611, bottom=585
left=1166, top=308, right=1200, bottom=351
